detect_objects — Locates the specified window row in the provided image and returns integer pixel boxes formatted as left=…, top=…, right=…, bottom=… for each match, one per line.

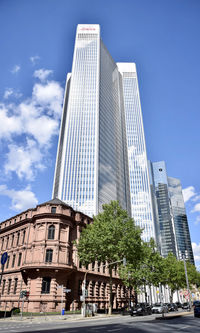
left=4, top=252, right=22, bottom=269
left=1, top=230, right=26, bottom=250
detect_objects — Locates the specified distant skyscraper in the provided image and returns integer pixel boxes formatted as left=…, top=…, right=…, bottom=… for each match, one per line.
left=150, top=161, right=177, bottom=257
left=53, top=24, right=131, bottom=217
left=168, top=177, right=194, bottom=264
left=150, top=161, right=194, bottom=264
left=117, top=63, right=156, bottom=242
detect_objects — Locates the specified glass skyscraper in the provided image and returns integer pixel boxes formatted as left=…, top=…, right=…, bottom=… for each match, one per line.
left=150, top=161, right=194, bottom=264
left=117, top=63, right=156, bottom=242
left=53, top=24, right=131, bottom=217
left=168, top=177, right=194, bottom=264
left=53, top=24, right=156, bottom=242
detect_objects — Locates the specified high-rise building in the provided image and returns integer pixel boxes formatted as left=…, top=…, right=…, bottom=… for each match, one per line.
left=150, top=161, right=194, bottom=264
left=53, top=24, right=156, bottom=241
left=117, top=63, right=156, bottom=242
left=168, top=177, right=194, bottom=264
left=53, top=24, right=131, bottom=217
left=149, top=161, right=177, bottom=257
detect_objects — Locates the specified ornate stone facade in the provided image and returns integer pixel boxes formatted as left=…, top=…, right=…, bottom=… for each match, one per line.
left=0, top=199, right=129, bottom=313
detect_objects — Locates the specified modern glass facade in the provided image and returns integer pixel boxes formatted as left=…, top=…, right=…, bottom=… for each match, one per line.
left=150, top=161, right=194, bottom=264
left=168, top=177, right=194, bottom=264
left=117, top=63, right=156, bottom=242
left=150, top=161, right=177, bottom=257
left=53, top=24, right=131, bottom=217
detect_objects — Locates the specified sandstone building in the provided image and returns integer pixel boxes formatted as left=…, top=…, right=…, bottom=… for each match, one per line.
left=0, top=199, right=128, bottom=313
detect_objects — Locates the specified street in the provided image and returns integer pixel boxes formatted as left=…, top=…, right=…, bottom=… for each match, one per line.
left=0, top=314, right=200, bottom=333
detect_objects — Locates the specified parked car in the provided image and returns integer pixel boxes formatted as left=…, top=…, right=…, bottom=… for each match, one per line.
left=193, top=300, right=200, bottom=307
left=182, top=302, right=190, bottom=310
left=194, top=303, right=200, bottom=318
left=175, top=302, right=182, bottom=308
left=152, top=303, right=168, bottom=314
left=166, top=303, right=178, bottom=312
left=130, top=303, right=152, bottom=316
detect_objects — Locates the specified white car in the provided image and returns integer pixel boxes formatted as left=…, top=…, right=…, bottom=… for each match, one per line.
left=152, top=303, right=168, bottom=314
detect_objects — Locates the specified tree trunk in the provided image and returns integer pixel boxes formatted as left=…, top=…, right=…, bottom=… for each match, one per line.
left=108, top=266, right=113, bottom=315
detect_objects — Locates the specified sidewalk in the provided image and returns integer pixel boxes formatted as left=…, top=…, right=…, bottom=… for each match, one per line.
left=3, top=313, right=114, bottom=322
left=1, top=310, right=193, bottom=323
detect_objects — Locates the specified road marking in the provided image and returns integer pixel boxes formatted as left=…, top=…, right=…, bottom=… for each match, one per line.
left=177, top=326, right=190, bottom=331
left=107, top=329, right=121, bottom=332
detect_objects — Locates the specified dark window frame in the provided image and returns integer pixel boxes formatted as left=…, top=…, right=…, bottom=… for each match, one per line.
left=45, top=249, right=53, bottom=263
left=41, top=277, right=51, bottom=294
left=18, top=253, right=22, bottom=266
left=51, top=207, right=56, bottom=214
left=48, top=225, right=55, bottom=240
left=12, top=254, right=16, bottom=268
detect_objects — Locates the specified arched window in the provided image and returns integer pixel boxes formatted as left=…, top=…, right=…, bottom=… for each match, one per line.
left=48, top=225, right=55, bottom=240
left=45, top=249, right=53, bottom=263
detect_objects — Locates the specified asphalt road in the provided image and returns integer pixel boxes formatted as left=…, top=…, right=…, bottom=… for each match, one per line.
left=0, top=314, right=200, bottom=333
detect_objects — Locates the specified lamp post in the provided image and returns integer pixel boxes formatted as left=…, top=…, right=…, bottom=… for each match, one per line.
left=183, top=255, right=192, bottom=310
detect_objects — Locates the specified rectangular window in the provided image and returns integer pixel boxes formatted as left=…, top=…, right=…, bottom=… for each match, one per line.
left=11, top=235, right=14, bottom=247
left=45, top=249, right=53, bottom=263
left=12, top=254, right=16, bottom=268
left=18, top=253, right=22, bottom=266
left=22, top=230, right=26, bottom=244
left=41, top=277, right=51, bottom=294
left=7, top=279, right=12, bottom=294
left=6, top=256, right=10, bottom=269
left=16, top=233, right=20, bottom=246
left=51, top=207, right=56, bottom=214
left=13, top=278, right=18, bottom=294
left=2, top=280, right=6, bottom=295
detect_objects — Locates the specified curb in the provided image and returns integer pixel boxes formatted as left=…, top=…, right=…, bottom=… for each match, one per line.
left=155, top=311, right=193, bottom=320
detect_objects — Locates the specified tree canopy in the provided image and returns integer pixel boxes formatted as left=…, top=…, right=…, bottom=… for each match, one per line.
left=76, top=200, right=143, bottom=314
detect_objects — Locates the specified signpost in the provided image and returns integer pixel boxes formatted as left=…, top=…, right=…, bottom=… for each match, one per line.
left=0, top=252, right=8, bottom=286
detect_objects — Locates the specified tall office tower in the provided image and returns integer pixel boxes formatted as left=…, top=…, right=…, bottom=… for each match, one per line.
left=150, top=161, right=194, bottom=264
left=168, top=177, right=194, bottom=264
left=150, top=161, right=177, bottom=257
left=117, top=63, right=156, bottom=242
left=53, top=24, right=131, bottom=217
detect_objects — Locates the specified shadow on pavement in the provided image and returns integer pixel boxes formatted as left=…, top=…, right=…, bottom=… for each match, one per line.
left=20, top=314, right=199, bottom=333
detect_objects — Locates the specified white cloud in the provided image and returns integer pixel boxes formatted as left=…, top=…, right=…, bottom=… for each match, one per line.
left=0, top=185, right=38, bottom=211
left=33, top=81, right=63, bottom=117
left=192, top=242, right=200, bottom=265
left=30, top=55, right=40, bottom=65
left=4, top=88, right=13, bottom=99
left=192, top=203, right=200, bottom=213
left=5, top=139, right=45, bottom=180
left=3, top=88, right=22, bottom=100
left=11, top=65, right=21, bottom=74
left=195, top=216, right=200, bottom=225
left=33, top=68, right=53, bottom=82
left=0, top=103, right=22, bottom=139
left=0, top=68, right=64, bottom=180
left=182, top=186, right=196, bottom=203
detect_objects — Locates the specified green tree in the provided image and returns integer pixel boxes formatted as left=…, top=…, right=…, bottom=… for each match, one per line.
left=76, top=201, right=143, bottom=314
left=161, top=253, right=186, bottom=302
left=119, top=239, right=165, bottom=304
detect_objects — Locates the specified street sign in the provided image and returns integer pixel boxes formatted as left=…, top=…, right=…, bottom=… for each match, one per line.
left=1, top=252, right=8, bottom=265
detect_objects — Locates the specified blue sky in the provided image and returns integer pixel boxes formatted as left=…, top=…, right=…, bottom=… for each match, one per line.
left=0, top=0, right=200, bottom=268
